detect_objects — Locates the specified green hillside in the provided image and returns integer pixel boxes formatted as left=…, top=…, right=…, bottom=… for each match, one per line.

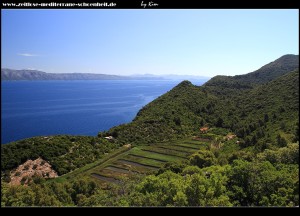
left=1, top=135, right=121, bottom=176
left=234, top=54, right=299, bottom=84
left=100, top=81, right=218, bottom=144
left=203, top=54, right=299, bottom=95
left=101, top=68, right=299, bottom=149
left=1, top=55, right=299, bottom=207
left=212, top=70, right=299, bottom=149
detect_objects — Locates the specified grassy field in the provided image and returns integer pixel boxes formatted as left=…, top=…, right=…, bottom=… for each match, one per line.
left=52, top=137, right=211, bottom=185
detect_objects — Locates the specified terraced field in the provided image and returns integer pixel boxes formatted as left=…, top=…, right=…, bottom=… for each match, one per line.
left=79, top=137, right=210, bottom=185
left=43, top=136, right=217, bottom=185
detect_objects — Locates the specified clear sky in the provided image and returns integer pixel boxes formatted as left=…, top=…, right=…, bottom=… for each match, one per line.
left=1, top=9, right=298, bottom=77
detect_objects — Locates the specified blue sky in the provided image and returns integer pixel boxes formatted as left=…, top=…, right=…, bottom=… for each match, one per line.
left=1, top=9, right=298, bottom=77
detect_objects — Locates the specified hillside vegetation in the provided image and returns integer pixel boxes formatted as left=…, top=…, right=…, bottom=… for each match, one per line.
left=102, top=64, right=298, bottom=151
left=204, top=54, right=299, bottom=95
left=1, top=135, right=120, bottom=176
left=1, top=54, right=299, bottom=207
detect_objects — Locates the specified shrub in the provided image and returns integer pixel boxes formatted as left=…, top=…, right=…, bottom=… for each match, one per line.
left=189, top=150, right=217, bottom=168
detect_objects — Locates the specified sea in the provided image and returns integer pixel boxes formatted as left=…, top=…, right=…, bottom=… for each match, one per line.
left=1, top=80, right=205, bottom=144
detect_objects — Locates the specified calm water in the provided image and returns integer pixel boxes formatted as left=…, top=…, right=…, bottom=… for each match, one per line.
left=1, top=80, right=205, bottom=144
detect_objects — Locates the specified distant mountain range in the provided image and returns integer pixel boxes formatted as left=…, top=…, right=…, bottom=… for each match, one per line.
left=131, top=73, right=210, bottom=81
left=1, top=69, right=210, bottom=82
left=1, top=69, right=137, bottom=80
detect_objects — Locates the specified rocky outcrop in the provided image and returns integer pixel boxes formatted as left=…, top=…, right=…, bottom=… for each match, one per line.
left=9, top=157, right=58, bottom=185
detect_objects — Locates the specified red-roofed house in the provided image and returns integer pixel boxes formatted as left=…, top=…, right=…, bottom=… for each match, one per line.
left=200, top=127, right=209, bottom=133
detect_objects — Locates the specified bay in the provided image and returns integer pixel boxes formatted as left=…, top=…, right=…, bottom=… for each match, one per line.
left=1, top=80, right=205, bottom=144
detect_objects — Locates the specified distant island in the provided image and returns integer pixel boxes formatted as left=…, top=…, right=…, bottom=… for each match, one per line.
left=1, top=68, right=152, bottom=80
left=1, top=68, right=210, bottom=81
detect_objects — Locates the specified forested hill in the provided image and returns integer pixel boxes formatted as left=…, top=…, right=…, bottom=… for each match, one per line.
left=203, top=54, right=299, bottom=95
left=101, top=56, right=299, bottom=147
left=234, top=54, right=299, bottom=84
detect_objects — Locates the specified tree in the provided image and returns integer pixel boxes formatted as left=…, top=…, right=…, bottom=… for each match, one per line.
left=264, top=114, right=269, bottom=123
left=189, top=150, right=217, bottom=168
left=174, top=117, right=181, bottom=126
left=251, top=135, right=257, bottom=145
left=90, top=137, right=96, bottom=146
left=276, top=134, right=287, bottom=147
left=293, top=121, right=299, bottom=142
left=173, top=191, right=188, bottom=206
left=216, top=117, right=224, bottom=127
left=185, top=166, right=232, bottom=206
left=227, top=159, right=298, bottom=206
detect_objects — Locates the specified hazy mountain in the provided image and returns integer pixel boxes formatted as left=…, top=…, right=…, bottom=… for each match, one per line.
left=2, top=68, right=212, bottom=82
left=1, top=69, right=132, bottom=80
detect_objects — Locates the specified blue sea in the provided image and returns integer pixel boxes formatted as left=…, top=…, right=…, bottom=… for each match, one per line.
left=1, top=80, right=205, bottom=144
